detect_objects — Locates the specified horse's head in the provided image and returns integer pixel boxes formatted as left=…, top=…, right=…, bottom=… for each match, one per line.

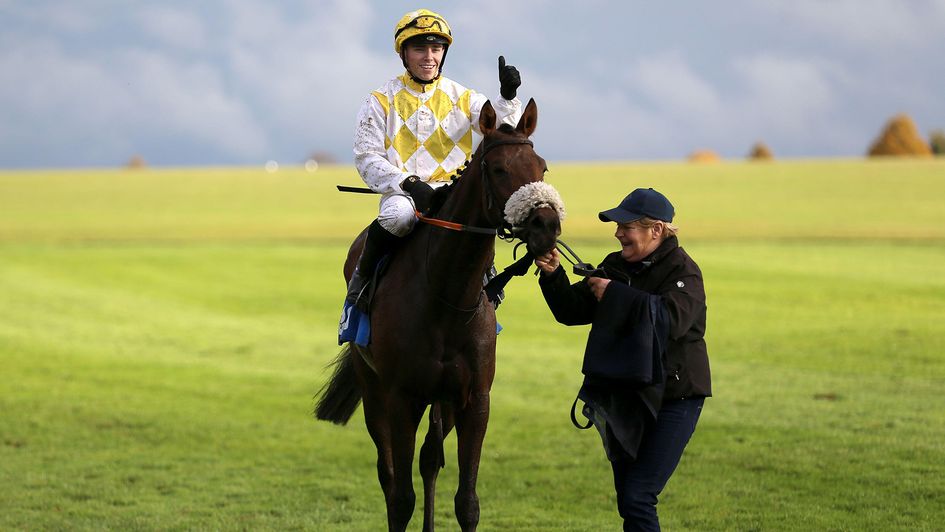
left=478, top=99, right=563, bottom=256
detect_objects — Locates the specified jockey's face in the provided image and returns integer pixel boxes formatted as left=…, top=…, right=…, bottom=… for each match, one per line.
left=404, top=43, right=444, bottom=81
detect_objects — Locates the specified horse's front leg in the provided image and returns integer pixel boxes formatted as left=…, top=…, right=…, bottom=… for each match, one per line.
left=453, top=390, right=490, bottom=532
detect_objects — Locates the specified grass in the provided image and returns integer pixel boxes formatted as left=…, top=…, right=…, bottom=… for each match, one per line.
left=1, top=159, right=944, bottom=530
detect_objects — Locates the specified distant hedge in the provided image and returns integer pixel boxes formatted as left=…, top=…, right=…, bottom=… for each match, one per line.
left=930, top=129, right=945, bottom=156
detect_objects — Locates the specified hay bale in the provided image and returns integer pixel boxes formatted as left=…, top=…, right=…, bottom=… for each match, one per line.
left=748, top=142, right=774, bottom=161
left=126, top=155, right=146, bottom=169
left=930, top=129, right=945, bottom=156
left=867, top=114, right=932, bottom=157
left=687, top=149, right=720, bottom=163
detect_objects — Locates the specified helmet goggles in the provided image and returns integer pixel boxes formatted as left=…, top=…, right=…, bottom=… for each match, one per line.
left=395, top=15, right=450, bottom=39
left=394, top=10, right=453, bottom=53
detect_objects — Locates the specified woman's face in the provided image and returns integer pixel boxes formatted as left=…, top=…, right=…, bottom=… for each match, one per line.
left=615, top=221, right=663, bottom=262
left=404, top=43, right=444, bottom=81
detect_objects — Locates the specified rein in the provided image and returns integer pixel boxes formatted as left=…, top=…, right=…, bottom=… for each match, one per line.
left=421, top=213, right=488, bottom=319
left=415, top=210, right=497, bottom=235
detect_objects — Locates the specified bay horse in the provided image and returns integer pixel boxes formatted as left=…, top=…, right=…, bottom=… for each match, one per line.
left=316, top=98, right=561, bottom=531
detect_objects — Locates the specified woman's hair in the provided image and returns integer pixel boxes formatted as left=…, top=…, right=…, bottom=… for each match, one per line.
left=635, top=217, right=679, bottom=238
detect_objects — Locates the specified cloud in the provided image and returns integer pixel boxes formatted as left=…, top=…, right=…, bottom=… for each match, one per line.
left=513, top=70, right=674, bottom=161
left=463, top=48, right=851, bottom=160
left=134, top=5, right=209, bottom=52
left=626, top=51, right=726, bottom=126
left=115, top=48, right=269, bottom=156
left=0, top=0, right=389, bottom=167
left=762, top=0, right=945, bottom=49
left=0, top=0, right=99, bottom=34
left=0, top=35, right=266, bottom=166
left=215, top=0, right=390, bottom=162
left=732, top=54, right=836, bottom=133
left=449, top=1, right=553, bottom=53
left=1, top=0, right=944, bottom=167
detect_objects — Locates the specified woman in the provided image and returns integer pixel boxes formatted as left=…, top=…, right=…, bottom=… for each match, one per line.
left=534, top=187, right=711, bottom=531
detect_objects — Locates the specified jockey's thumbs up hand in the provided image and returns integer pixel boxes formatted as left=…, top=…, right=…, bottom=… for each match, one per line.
left=498, top=55, right=521, bottom=100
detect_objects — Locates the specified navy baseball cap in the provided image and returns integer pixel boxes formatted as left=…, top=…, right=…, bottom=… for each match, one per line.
left=598, top=188, right=675, bottom=223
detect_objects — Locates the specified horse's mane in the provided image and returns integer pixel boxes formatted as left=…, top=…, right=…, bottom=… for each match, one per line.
left=425, top=171, right=460, bottom=217
left=424, top=122, right=523, bottom=217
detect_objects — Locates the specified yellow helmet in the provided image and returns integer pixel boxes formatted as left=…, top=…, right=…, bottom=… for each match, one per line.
left=393, top=9, right=452, bottom=54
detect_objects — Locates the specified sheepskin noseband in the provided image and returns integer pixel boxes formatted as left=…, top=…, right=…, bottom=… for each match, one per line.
left=503, top=182, right=566, bottom=227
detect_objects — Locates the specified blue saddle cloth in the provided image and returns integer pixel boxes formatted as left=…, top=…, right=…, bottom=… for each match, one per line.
left=338, top=255, right=504, bottom=346
left=338, top=301, right=371, bottom=347
left=338, top=301, right=501, bottom=347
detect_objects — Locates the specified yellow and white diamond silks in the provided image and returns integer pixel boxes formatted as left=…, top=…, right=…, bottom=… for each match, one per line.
left=354, top=73, right=522, bottom=196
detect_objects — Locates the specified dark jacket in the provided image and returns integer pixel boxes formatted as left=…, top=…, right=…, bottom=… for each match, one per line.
left=539, top=235, right=711, bottom=459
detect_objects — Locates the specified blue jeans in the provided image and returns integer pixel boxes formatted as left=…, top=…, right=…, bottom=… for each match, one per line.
left=610, top=396, right=705, bottom=532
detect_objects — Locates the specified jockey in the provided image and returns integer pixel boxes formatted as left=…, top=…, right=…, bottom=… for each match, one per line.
left=344, top=8, right=524, bottom=312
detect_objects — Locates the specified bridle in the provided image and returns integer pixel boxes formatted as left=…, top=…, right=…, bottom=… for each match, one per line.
left=417, top=134, right=538, bottom=316
left=416, top=136, right=535, bottom=242
left=479, top=137, right=535, bottom=235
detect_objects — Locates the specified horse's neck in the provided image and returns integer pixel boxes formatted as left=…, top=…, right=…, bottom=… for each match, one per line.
left=437, top=155, right=489, bottom=229
left=420, top=158, right=495, bottom=300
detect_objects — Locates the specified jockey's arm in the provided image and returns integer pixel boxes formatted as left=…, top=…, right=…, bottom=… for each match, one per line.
left=353, top=95, right=409, bottom=195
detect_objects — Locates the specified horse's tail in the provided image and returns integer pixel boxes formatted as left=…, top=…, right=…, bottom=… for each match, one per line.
left=314, top=344, right=362, bottom=425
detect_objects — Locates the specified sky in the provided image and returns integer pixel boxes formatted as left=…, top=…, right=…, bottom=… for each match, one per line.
left=1, top=0, right=944, bottom=169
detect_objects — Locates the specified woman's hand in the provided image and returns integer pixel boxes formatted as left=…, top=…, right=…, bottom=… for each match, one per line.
left=534, top=248, right=560, bottom=274
left=587, top=277, right=611, bottom=301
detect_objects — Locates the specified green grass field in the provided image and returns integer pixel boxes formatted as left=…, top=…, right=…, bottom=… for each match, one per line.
left=2, top=159, right=944, bottom=530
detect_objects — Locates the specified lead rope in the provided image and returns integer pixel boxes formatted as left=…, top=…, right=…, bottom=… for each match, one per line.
left=555, top=239, right=600, bottom=277
left=571, top=397, right=593, bottom=429
left=557, top=239, right=599, bottom=430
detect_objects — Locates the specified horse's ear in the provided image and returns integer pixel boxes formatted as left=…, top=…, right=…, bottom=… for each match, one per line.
left=515, top=98, right=538, bottom=137
left=479, top=101, right=497, bottom=136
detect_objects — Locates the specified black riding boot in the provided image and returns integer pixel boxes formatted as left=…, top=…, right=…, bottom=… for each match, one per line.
left=345, top=220, right=403, bottom=312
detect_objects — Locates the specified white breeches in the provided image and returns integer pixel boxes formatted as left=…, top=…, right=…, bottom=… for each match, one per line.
left=376, top=182, right=448, bottom=237
left=377, top=193, right=417, bottom=236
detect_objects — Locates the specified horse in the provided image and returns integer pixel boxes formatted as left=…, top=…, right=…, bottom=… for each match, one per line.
left=316, top=98, right=561, bottom=532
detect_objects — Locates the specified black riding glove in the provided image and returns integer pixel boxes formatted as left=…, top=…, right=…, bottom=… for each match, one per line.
left=400, top=175, right=436, bottom=215
left=498, top=55, right=521, bottom=100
